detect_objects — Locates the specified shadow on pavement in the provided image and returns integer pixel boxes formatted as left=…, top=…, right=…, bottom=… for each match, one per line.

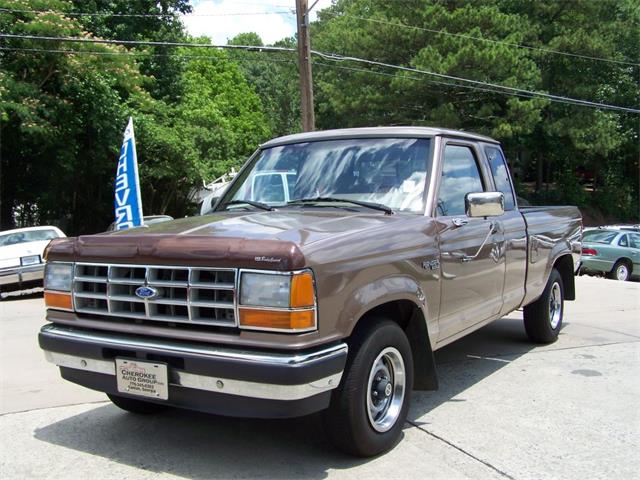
left=34, top=316, right=542, bottom=479
left=35, top=406, right=367, bottom=479
left=411, top=314, right=539, bottom=424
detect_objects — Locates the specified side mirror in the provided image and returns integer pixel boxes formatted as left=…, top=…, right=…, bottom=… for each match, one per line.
left=465, top=192, right=505, bottom=218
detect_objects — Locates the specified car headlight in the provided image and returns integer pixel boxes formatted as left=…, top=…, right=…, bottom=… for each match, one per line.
left=44, top=262, right=74, bottom=311
left=238, top=270, right=316, bottom=332
left=44, top=262, right=73, bottom=291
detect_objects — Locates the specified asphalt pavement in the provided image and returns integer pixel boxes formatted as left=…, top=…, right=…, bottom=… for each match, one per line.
left=1, top=276, right=638, bottom=479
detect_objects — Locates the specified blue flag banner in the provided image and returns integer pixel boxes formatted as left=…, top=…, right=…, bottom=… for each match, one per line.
left=114, top=117, right=144, bottom=230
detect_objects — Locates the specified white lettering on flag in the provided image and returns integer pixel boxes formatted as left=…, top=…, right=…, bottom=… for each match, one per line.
left=113, top=117, right=143, bottom=230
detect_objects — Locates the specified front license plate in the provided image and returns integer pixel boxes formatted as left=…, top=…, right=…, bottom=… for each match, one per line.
left=115, top=359, right=169, bottom=400
left=21, top=255, right=41, bottom=266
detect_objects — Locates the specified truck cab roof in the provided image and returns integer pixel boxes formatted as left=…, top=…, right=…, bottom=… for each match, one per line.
left=261, top=126, right=500, bottom=149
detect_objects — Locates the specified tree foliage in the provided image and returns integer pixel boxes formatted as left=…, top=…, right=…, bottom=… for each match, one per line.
left=307, top=0, right=639, bottom=220
left=1, top=0, right=271, bottom=233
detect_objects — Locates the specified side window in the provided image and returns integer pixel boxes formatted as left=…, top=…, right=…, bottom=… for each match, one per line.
left=437, top=145, right=484, bottom=216
left=630, top=234, right=640, bottom=249
left=485, top=147, right=516, bottom=211
left=618, top=235, right=629, bottom=247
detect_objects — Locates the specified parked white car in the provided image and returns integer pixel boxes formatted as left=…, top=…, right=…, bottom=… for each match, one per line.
left=0, top=226, right=66, bottom=295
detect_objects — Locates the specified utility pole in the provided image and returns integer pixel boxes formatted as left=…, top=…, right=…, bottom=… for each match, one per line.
left=296, top=0, right=315, bottom=132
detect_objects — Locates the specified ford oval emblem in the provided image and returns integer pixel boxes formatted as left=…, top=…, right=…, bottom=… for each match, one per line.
left=135, top=286, right=158, bottom=300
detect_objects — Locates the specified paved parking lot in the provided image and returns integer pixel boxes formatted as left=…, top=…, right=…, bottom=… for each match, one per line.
left=1, top=276, right=638, bottom=479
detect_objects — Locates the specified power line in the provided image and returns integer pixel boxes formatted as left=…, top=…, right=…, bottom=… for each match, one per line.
left=3, top=6, right=636, bottom=67
left=0, top=46, right=296, bottom=64
left=313, top=60, right=627, bottom=113
left=3, top=44, right=634, bottom=113
left=0, top=44, right=599, bottom=106
left=0, top=34, right=297, bottom=54
left=0, top=7, right=294, bottom=18
left=1, top=44, right=539, bottom=103
left=1, top=33, right=637, bottom=114
left=313, top=61, right=545, bottom=102
left=337, top=13, right=639, bottom=68
left=311, top=50, right=640, bottom=113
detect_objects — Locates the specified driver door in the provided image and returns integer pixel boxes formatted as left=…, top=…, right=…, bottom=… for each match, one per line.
left=435, top=142, right=506, bottom=343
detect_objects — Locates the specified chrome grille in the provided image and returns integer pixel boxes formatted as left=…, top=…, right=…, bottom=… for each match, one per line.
left=72, top=263, right=237, bottom=327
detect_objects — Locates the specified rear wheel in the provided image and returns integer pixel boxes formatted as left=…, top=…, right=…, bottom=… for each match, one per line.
left=323, top=319, right=413, bottom=457
left=107, top=393, right=168, bottom=414
left=608, top=260, right=631, bottom=281
left=523, top=268, right=564, bottom=343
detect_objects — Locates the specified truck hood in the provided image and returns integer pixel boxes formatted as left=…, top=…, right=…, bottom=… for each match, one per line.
left=47, top=211, right=409, bottom=270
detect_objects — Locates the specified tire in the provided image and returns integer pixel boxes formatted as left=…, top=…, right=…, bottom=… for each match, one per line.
left=322, top=319, right=413, bottom=457
left=107, top=393, right=169, bottom=414
left=608, top=260, right=631, bottom=281
left=523, top=268, right=564, bottom=343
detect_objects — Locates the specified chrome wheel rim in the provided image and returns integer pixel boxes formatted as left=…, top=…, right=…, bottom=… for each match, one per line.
left=616, top=265, right=629, bottom=281
left=366, top=347, right=405, bottom=433
left=549, top=282, right=562, bottom=330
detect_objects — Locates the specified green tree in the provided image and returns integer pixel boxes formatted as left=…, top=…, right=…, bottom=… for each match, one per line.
left=228, top=33, right=301, bottom=136
left=0, top=0, right=147, bottom=232
left=306, top=0, right=638, bottom=219
left=134, top=46, right=272, bottom=216
left=69, top=0, right=192, bottom=101
left=1, top=1, right=272, bottom=233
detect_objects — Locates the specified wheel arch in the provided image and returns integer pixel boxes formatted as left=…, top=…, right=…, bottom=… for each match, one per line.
left=349, top=299, right=438, bottom=391
left=612, top=257, right=633, bottom=273
left=553, top=254, right=576, bottom=301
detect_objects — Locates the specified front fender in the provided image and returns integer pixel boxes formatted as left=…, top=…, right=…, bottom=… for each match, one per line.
left=336, top=274, right=435, bottom=349
left=330, top=274, right=439, bottom=390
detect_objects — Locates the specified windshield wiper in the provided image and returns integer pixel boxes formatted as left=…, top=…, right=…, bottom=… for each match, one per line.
left=222, top=199, right=274, bottom=211
left=288, top=197, right=393, bottom=215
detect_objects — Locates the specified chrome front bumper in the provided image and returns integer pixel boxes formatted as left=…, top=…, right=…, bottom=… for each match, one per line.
left=0, top=263, right=44, bottom=287
left=39, top=324, right=347, bottom=408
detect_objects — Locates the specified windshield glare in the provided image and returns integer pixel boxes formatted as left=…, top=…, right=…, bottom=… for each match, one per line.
left=0, top=229, right=59, bottom=247
left=222, top=138, right=432, bottom=213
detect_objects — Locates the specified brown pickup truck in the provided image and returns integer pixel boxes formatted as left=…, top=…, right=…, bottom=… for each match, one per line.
left=39, top=127, right=582, bottom=456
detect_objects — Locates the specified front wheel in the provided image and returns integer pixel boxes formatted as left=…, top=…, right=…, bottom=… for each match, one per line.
left=323, top=319, right=413, bottom=457
left=523, top=268, right=564, bottom=343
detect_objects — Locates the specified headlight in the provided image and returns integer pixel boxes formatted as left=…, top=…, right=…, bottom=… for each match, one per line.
left=240, top=273, right=291, bottom=308
left=44, top=263, right=73, bottom=292
left=44, top=262, right=74, bottom=311
left=238, top=270, right=316, bottom=332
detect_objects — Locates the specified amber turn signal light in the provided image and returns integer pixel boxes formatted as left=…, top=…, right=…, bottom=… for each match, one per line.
left=44, top=291, right=73, bottom=310
left=290, top=271, right=315, bottom=308
left=239, top=308, right=316, bottom=331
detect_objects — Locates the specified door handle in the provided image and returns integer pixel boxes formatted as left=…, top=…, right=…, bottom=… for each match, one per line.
left=452, top=218, right=468, bottom=227
left=462, top=222, right=495, bottom=262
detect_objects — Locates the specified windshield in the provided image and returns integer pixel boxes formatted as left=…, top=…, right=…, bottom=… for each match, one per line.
left=583, top=230, right=617, bottom=244
left=219, top=138, right=432, bottom=213
left=0, top=229, right=59, bottom=247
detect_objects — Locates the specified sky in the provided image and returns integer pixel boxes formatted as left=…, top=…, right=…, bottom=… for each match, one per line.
left=182, top=0, right=334, bottom=45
